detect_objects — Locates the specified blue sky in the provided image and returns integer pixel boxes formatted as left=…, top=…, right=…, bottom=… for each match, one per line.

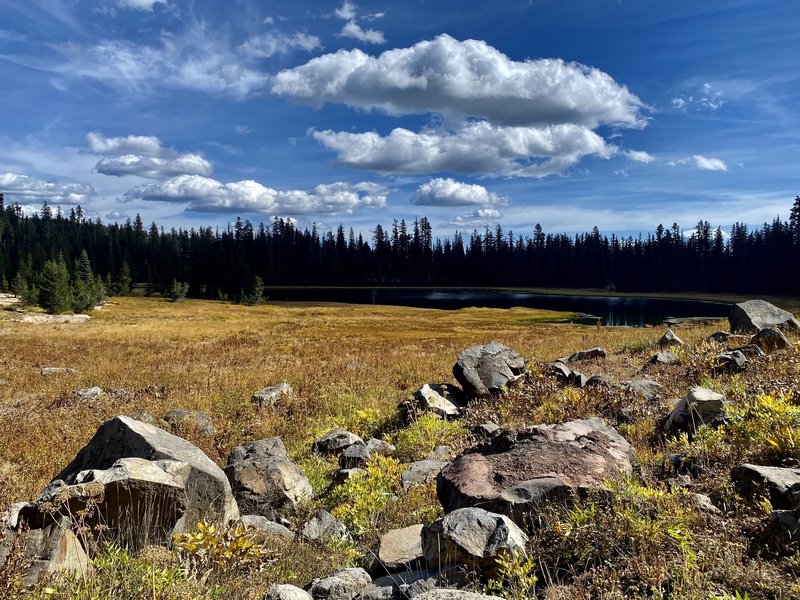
left=0, top=0, right=798, bottom=238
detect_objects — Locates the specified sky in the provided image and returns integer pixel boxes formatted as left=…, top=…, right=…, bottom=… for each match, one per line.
left=0, top=0, right=798, bottom=238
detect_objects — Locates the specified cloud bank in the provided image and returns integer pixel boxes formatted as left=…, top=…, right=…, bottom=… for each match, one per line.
left=0, top=172, right=94, bottom=204
left=88, top=132, right=212, bottom=179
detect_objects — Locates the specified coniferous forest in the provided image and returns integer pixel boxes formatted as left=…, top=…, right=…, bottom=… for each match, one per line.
left=1, top=192, right=799, bottom=303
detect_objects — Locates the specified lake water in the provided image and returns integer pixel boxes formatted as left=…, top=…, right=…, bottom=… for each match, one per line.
left=265, top=288, right=731, bottom=327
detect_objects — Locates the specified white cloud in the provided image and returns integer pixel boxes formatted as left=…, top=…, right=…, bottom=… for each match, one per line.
left=671, top=82, right=725, bottom=112
left=446, top=208, right=504, bottom=229
left=240, top=31, right=321, bottom=60
left=0, top=172, right=94, bottom=204
left=339, top=21, right=385, bottom=44
left=692, top=155, right=728, bottom=171
left=312, top=121, right=616, bottom=177
left=87, top=132, right=164, bottom=156
left=412, top=178, right=507, bottom=207
left=94, top=153, right=213, bottom=178
left=335, top=1, right=358, bottom=20
left=116, top=0, right=167, bottom=11
left=624, top=150, right=655, bottom=163
left=105, top=209, right=129, bottom=220
left=272, top=34, right=645, bottom=128
left=124, top=175, right=388, bottom=216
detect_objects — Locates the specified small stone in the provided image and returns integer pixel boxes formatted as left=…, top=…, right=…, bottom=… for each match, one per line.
left=365, top=438, right=395, bottom=456
left=252, top=383, right=294, bottom=408
left=663, top=387, right=727, bottom=435
left=627, top=379, right=663, bottom=401
left=309, top=567, right=371, bottom=600
left=264, top=583, right=313, bottom=600
left=312, top=429, right=363, bottom=456
left=75, top=386, right=104, bottom=400
left=339, top=443, right=371, bottom=469
left=750, top=327, right=791, bottom=354
left=374, top=524, right=424, bottom=572
left=715, top=350, right=748, bottom=373
left=659, top=329, right=684, bottom=348
left=240, top=515, right=293, bottom=539
left=557, top=347, right=607, bottom=363
left=302, top=509, right=351, bottom=543
left=40, top=367, right=77, bottom=376
left=401, top=460, right=448, bottom=491
left=472, top=422, right=500, bottom=438
left=647, top=351, right=680, bottom=366
left=452, top=342, right=527, bottom=398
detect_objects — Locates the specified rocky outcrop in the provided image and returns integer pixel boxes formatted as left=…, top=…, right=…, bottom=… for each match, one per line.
left=729, top=299, right=800, bottom=334
left=663, top=387, right=727, bottom=435
left=252, top=383, right=294, bottom=408
left=224, top=438, right=312, bottom=520
left=312, top=429, right=364, bottom=456
left=437, top=418, right=635, bottom=525
left=452, top=343, right=526, bottom=398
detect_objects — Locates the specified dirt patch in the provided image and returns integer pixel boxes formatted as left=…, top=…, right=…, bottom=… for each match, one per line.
left=11, top=313, right=91, bottom=324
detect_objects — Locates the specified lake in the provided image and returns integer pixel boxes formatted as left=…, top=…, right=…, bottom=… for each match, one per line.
left=264, top=288, right=731, bottom=327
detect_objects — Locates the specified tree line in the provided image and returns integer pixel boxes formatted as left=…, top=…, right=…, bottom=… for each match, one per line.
left=1, top=193, right=799, bottom=309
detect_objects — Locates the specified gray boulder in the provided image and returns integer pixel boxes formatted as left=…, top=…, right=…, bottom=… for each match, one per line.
left=663, top=387, right=727, bottom=435
left=708, top=331, right=748, bottom=344
left=76, top=386, right=104, bottom=400
left=239, top=515, right=293, bottom=540
left=421, top=508, right=528, bottom=575
left=730, top=344, right=765, bottom=358
left=265, top=584, right=313, bottom=600
left=557, top=347, right=607, bottom=363
left=309, top=567, right=371, bottom=599
left=403, top=384, right=469, bottom=421
left=452, top=343, right=526, bottom=398
left=750, top=327, right=791, bottom=353
left=373, top=524, right=424, bottom=573
left=626, top=379, right=663, bottom=401
left=771, top=510, right=800, bottom=545
left=473, top=422, right=500, bottom=438
left=302, top=509, right=351, bottom=543
left=714, top=350, right=748, bottom=373
left=339, top=443, right=371, bottom=469
left=547, top=362, right=587, bottom=388
left=163, top=408, right=215, bottom=436
left=647, top=351, right=680, bottom=366
left=731, top=464, right=800, bottom=510
left=402, top=460, right=449, bottom=491
left=312, top=429, right=364, bottom=456
left=437, top=418, right=635, bottom=525
left=367, top=567, right=468, bottom=599
left=225, top=438, right=312, bottom=520
left=252, top=383, right=294, bottom=408
left=659, top=329, right=684, bottom=348
left=365, top=438, right=396, bottom=456
left=729, top=299, right=800, bottom=334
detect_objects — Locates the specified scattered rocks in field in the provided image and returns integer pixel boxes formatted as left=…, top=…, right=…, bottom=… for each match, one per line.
left=626, top=379, right=662, bottom=401
left=714, top=350, right=748, bottom=373
left=452, top=343, right=526, bottom=398
left=302, top=509, right=351, bottom=543
left=365, top=438, right=395, bottom=456
left=224, top=438, right=312, bottom=520
left=402, top=459, right=449, bottom=491
left=252, top=383, right=294, bottom=408
left=646, top=351, right=680, bottom=366
left=40, top=367, right=77, bottom=376
left=312, top=429, right=364, bottom=456
left=163, top=408, right=216, bottom=436
left=472, top=422, right=500, bottom=438
left=663, top=387, right=727, bottom=435
left=556, top=347, right=607, bottom=363
left=265, top=583, right=313, bottom=600
left=372, top=524, right=424, bottom=573
left=339, top=442, right=371, bottom=469
left=75, top=386, right=104, bottom=400
left=309, top=567, right=372, bottom=600
left=239, top=515, right=293, bottom=540
left=437, top=418, right=635, bottom=525
left=729, top=299, right=800, bottom=334
left=659, top=329, right=684, bottom=349
left=421, top=508, right=528, bottom=575
left=708, top=331, right=747, bottom=344
left=403, top=384, right=469, bottom=421
left=750, top=327, right=791, bottom=353
left=731, top=464, right=800, bottom=510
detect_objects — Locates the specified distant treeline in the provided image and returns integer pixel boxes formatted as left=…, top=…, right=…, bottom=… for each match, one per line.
left=1, top=193, right=799, bottom=301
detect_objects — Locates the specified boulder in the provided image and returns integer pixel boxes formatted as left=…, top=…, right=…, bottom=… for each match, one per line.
left=473, top=423, right=500, bottom=438
left=367, top=567, right=468, bottom=600
left=547, top=362, right=587, bottom=388
left=421, top=508, right=528, bottom=574
left=339, top=443, right=371, bottom=470
left=647, top=351, right=680, bottom=366
left=252, top=383, right=294, bottom=408
left=750, top=327, right=791, bottom=353
left=626, top=379, right=662, bottom=401
left=771, top=510, right=800, bottom=545
left=312, top=429, right=363, bottom=456
left=45, top=416, right=238, bottom=529
left=302, top=509, right=351, bottom=543
left=163, top=408, right=215, bottom=436
left=239, top=515, right=293, bottom=540
left=265, top=583, right=313, bottom=600
left=730, top=344, right=765, bottom=358
left=365, top=439, right=396, bottom=456
left=731, top=464, right=800, bottom=510
left=402, top=460, right=449, bottom=491
left=729, top=299, right=800, bottom=334
left=557, top=347, right=607, bottom=363
left=586, top=375, right=612, bottom=388
left=373, top=524, right=424, bottom=573
left=659, top=329, right=684, bottom=349
left=437, top=418, right=635, bottom=525
left=663, top=387, right=727, bottom=435
left=708, top=331, right=748, bottom=344
left=403, top=384, right=469, bottom=421
left=569, top=370, right=589, bottom=388
left=309, top=567, right=371, bottom=599
left=128, top=410, right=163, bottom=427
left=224, top=438, right=312, bottom=520
left=452, top=343, right=526, bottom=398
left=714, top=350, right=748, bottom=373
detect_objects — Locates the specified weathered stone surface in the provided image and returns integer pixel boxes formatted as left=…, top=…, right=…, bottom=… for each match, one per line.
left=312, top=429, right=364, bottom=456
left=647, top=351, right=680, bottom=366
left=46, top=415, right=238, bottom=529
left=691, top=493, right=722, bottom=516
left=771, top=510, right=800, bottom=545
left=729, top=299, right=800, bottom=334
left=366, top=438, right=396, bottom=456
left=240, top=515, right=293, bottom=539
left=730, top=344, right=765, bottom=358
left=547, top=362, right=587, bottom=388
left=402, top=460, right=449, bottom=491
left=750, top=327, right=791, bottom=353
left=708, top=331, right=748, bottom=344
left=367, top=567, right=468, bottom=600
left=659, top=329, right=684, bottom=349
left=264, top=583, right=313, bottom=600
left=225, top=438, right=312, bottom=520
left=75, top=386, right=104, bottom=400
left=569, top=370, right=589, bottom=388
left=40, top=367, right=77, bottom=376
left=421, top=508, right=528, bottom=574
left=163, top=408, right=215, bottom=436
left=731, top=464, right=800, bottom=510
left=309, top=567, right=371, bottom=599
left=339, top=443, right=371, bottom=469
left=586, top=375, right=612, bottom=388
left=252, top=383, right=294, bottom=408
left=302, top=509, right=351, bottom=543
left=473, top=423, right=500, bottom=438
left=375, top=524, right=424, bottom=572
left=626, top=379, right=662, bottom=401
left=128, top=410, right=162, bottom=427
left=714, top=350, right=748, bottom=373
left=404, top=384, right=469, bottom=421
left=452, top=343, right=526, bottom=398
left=557, top=347, right=607, bottom=363
left=437, top=418, right=635, bottom=525
left=663, top=387, right=727, bottom=435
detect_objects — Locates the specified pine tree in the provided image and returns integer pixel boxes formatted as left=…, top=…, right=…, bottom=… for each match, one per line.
left=38, top=256, right=72, bottom=314
left=790, top=195, right=800, bottom=244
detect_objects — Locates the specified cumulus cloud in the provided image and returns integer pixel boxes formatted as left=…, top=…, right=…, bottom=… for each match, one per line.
left=312, top=121, right=616, bottom=177
left=446, top=208, right=504, bottom=229
left=124, top=174, right=388, bottom=216
left=412, top=178, right=507, bottom=207
left=335, top=1, right=358, bottom=20
left=88, top=132, right=213, bottom=179
left=668, top=155, right=728, bottom=171
left=339, top=21, right=385, bottom=44
left=0, top=172, right=94, bottom=204
left=117, top=0, right=167, bottom=11
left=239, top=31, right=321, bottom=60
left=105, top=209, right=129, bottom=220
left=87, top=132, right=164, bottom=156
left=624, top=150, right=655, bottom=163
left=273, top=34, right=645, bottom=128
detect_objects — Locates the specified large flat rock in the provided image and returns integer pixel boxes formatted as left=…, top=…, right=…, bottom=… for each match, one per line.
left=729, top=299, right=800, bottom=334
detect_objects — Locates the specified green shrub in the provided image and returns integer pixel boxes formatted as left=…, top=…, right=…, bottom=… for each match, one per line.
left=169, top=280, right=190, bottom=302
left=393, top=413, right=469, bottom=462
left=485, top=548, right=538, bottom=600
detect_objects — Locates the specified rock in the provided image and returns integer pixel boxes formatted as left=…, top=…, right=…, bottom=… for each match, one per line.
left=330, top=468, right=365, bottom=488
left=45, top=415, right=238, bottom=529
left=647, top=351, right=680, bottom=366
left=473, top=423, right=500, bottom=438
left=374, top=524, right=424, bottom=573
left=771, top=510, right=800, bottom=545
left=365, top=438, right=396, bottom=456
left=708, top=331, right=747, bottom=344
left=367, top=567, right=468, bottom=599
left=626, top=379, right=663, bottom=401
left=312, top=429, right=364, bottom=456
left=421, top=508, right=528, bottom=574
left=240, top=515, right=293, bottom=539
left=691, top=493, right=722, bottom=516
left=568, top=370, right=589, bottom=388
left=163, top=408, right=215, bottom=436
left=225, top=438, right=312, bottom=520
left=714, top=350, right=748, bottom=373
left=40, top=367, right=77, bottom=376
left=663, top=387, right=727, bottom=435
left=309, top=567, right=371, bottom=599
left=750, top=327, right=791, bottom=353
left=586, top=375, right=612, bottom=388
left=452, top=343, right=526, bottom=398
left=339, top=443, right=371, bottom=469
left=404, top=384, right=469, bottom=421
left=302, top=509, right=351, bottom=543
left=128, top=410, right=162, bottom=427
left=617, top=407, right=635, bottom=424
left=729, top=299, right=800, bottom=334
left=413, top=592, right=500, bottom=600
left=546, top=361, right=572, bottom=383
left=265, top=583, right=313, bottom=600
left=402, top=460, right=449, bottom=491
left=557, top=347, right=607, bottom=363
left=252, top=382, right=294, bottom=408
left=730, top=344, right=765, bottom=358
left=731, top=464, right=800, bottom=510
left=75, top=386, right=104, bottom=400
left=437, top=418, right=635, bottom=525
left=429, top=446, right=453, bottom=461
left=659, top=329, right=684, bottom=348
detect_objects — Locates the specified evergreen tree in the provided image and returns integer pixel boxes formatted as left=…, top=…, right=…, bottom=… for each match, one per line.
left=37, top=256, right=72, bottom=314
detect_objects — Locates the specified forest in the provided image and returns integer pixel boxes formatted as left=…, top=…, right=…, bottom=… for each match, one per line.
left=1, top=192, right=799, bottom=303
